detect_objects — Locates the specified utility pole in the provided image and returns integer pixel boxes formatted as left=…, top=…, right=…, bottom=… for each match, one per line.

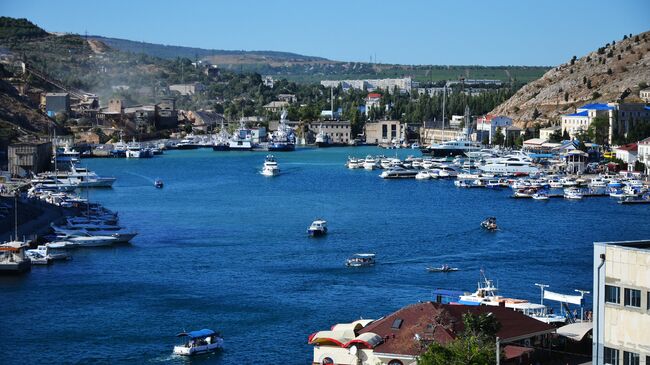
left=535, top=283, right=549, bottom=305
left=575, top=289, right=590, bottom=321
left=495, top=336, right=500, bottom=365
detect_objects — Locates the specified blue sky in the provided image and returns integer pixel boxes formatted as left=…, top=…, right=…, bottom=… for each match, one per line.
left=2, top=0, right=649, bottom=66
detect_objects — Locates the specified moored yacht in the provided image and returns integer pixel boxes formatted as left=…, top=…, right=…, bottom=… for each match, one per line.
left=423, top=138, right=482, bottom=157
left=229, top=121, right=254, bottom=150
left=379, top=167, right=418, bottom=179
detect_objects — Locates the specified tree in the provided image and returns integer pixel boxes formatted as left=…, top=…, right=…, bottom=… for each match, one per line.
left=532, top=108, right=541, bottom=120
left=587, top=116, right=609, bottom=145
left=418, top=313, right=501, bottom=365
left=548, top=129, right=563, bottom=143
left=562, top=129, right=570, bottom=141
left=493, top=127, right=505, bottom=146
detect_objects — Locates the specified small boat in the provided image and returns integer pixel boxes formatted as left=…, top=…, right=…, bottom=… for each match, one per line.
left=532, top=191, right=549, bottom=200
left=173, top=329, right=224, bottom=356
left=564, top=188, right=583, bottom=200
left=481, top=217, right=498, bottom=231
left=0, top=241, right=32, bottom=273
left=154, top=179, right=164, bottom=189
left=346, top=253, right=376, bottom=267
left=426, top=264, right=459, bottom=273
left=26, top=251, right=51, bottom=265
left=261, top=155, right=280, bottom=177
left=307, top=219, right=327, bottom=237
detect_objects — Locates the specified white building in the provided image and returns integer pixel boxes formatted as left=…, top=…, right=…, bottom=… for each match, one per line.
left=613, top=143, right=638, bottom=169
left=593, top=240, right=650, bottom=365
left=539, top=126, right=562, bottom=141
left=637, top=137, right=650, bottom=175
left=320, top=77, right=414, bottom=94
left=561, top=103, right=616, bottom=143
left=476, top=115, right=513, bottom=144
left=169, top=83, right=204, bottom=96
left=365, top=93, right=382, bottom=115
left=640, top=88, right=650, bottom=103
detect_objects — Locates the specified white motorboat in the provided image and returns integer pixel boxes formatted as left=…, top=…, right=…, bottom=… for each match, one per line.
left=229, top=121, right=254, bottom=150
left=379, top=167, right=418, bottom=179
left=27, top=243, right=71, bottom=261
left=532, top=191, right=549, bottom=200
left=173, top=329, right=224, bottom=356
left=437, top=165, right=460, bottom=178
left=415, top=170, right=432, bottom=180
left=479, top=156, right=539, bottom=175
left=307, top=220, right=327, bottom=237
left=426, top=264, right=459, bottom=273
left=423, top=138, right=482, bottom=157
left=52, top=227, right=137, bottom=243
left=0, top=241, right=32, bottom=273
left=261, top=155, right=280, bottom=177
left=362, top=156, right=379, bottom=170
left=51, top=233, right=118, bottom=247
left=345, top=253, right=376, bottom=267
left=564, top=188, right=583, bottom=200
left=346, top=157, right=362, bottom=169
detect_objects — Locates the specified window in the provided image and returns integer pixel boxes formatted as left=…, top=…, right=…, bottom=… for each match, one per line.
left=647, top=292, right=650, bottom=310
left=388, top=361, right=403, bottom=365
left=624, top=288, right=641, bottom=307
left=604, top=347, right=619, bottom=365
left=382, top=125, right=388, bottom=139
left=623, top=351, right=639, bottom=365
left=605, top=285, right=620, bottom=304
left=391, top=318, right=403, bottom=329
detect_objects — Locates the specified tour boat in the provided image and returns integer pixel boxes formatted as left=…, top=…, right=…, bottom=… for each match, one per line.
left=345, top=253, right=376, bottom=267
left=480, top=217, right=497, bottom=231
left=379, top=167, right=418, bottom=179
left=261, top=155, right=280, bottom=177
left=173, top=329, right=224, bottom=356
left=307, top=220, right=327, bottom=237
left=0, top=241, right=32, bottom=273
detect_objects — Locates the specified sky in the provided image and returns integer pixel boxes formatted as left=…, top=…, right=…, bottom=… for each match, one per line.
left=2, top=0, right=649, bottom=66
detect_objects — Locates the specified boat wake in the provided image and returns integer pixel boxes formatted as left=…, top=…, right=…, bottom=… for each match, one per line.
left=125, top=171, right=155, bottom=184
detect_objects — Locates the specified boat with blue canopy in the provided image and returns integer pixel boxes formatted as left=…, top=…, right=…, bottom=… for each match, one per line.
left=173, top=328, right=223, bottom=356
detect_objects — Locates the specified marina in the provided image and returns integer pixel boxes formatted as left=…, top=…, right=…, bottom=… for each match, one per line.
left=2, top=146, right=648, bottom=363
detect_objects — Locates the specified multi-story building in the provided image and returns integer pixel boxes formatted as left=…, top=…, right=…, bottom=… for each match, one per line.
left=561, top=103, right=616, bottom=143
left=365, top=93, right=382, bottom=115
left=169, top=82, right=204, bottom=96
left=593, top=240, right=650, bottom=365
left=615, top=103, right=650, bottom=139
left=476, top=115, right=513, bottom=144
left=640, top=89, right=650, bottom=103
left=637, top=137, right=650, bottom=175
left=8, top=141, right=52, bottom=177
left=263, top=101, right=290, bottom=113
left=44, top=92, right=70, bottom=117
left=539, top=126, right=562, bottom=141
left=321, top=77, right=414, bottom=94
left=310, top=121, right=351, bottom=144
left=364, top=120, right=403, bottom=145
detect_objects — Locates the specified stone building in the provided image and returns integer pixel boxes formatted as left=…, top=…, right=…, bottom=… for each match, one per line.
left=8, top=141, right=52, bottom=177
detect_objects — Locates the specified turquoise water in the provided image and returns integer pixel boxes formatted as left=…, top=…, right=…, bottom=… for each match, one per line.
left=2, top=146, right=650, bottom=364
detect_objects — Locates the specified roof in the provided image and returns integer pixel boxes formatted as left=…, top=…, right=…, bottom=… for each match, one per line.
left=357, top=302, right=555, bottom=356
left=523, top=138, right=545, bottom=145
left=615, top=143, right=638, bottom=152
left=367, top=93, right=382, bottom=99
left=578, top=103, right=614, bottom=111
left=564, top=111, right=589, bottom=117
left=177, top=329, right=215, bottom=339
left=556, top=322, right=592, bottom=342
left=540, top=126, right=562, bottom=131
left=639, top=136, right=650, bottom=145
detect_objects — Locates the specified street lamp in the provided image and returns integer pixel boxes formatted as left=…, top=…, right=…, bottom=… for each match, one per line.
left=575, top=289, right=590, bottom=321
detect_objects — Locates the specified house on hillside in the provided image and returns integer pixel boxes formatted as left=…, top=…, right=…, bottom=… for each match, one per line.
left=44, top=93, right=70, bottom=117
left=365, top=93, right=382, bottom=115
left=640, top=88, right=650, bottom=103
left=169, top=82, right=204, bottom=96
left=308, top=302, right=555, bottom=365
left=476, top=115, right=512, bottom=144
left=561, top=103, right=616, bottom=143
left=263, top=101, right=290, bottom=113
left=614, top=143, right=638, bottom=169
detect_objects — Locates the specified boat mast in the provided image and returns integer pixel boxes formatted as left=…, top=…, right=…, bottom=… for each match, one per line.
left=14, top=194, right=18, bottom=241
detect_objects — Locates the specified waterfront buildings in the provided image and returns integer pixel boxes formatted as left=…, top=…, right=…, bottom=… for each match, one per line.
left=637, top=137, right=650, bottom=175
left=310, top=120, right=351, bottom=144
left=8, top=141, right=52, bottom=177
left=613, top=143, right=638, bottom=168
left=476, top=115, right=513, bottom=144
left=44, top=92, right=70, bottom=117
left=561, top=103, right=616, bottom=142
left=309, top=302, right=555, bottom=365
left=593, top=240, right=650, bottom=365
left=364, top=120, right=403, bottom=145
left=419, top=121, right=466, bottom=145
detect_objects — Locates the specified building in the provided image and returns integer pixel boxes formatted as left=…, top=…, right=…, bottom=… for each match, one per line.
left=204, top=65, right=220, bottom=77
left=593, top=240, right=650, bottom=365
left=108, top=98, right=125, bottom=114
left=263, top=101, right=290, bottom=113
left=156, top=98, right=178, bottom=129
left=420, top=121, right=466, bottom=145
left=310, top=120, right=351, bottom=144
left=476, top=115, right=513, bottom=144
left=540, top=126, right=562, bottom=142
left=169, top=82, right=204, bottom=96
left=365, top=93, right=382, bottom=115
left=277, top=94, right=297, bottom=103
left=188, top=110, right=226, bottom=133
left=8, top=141, right=52, bottom=177
left=615, top=103, right=650, bottom=139
left=640, top=89, right=650, bottom=103
left=364, top=120, right=404, bottom=145
left=321, top=77, right=414, bottom=94
left=561, top=103, right=616, bottom=143
left=263, top=76, right=274, bottom=88
left=613, top=143, right=638, bottom=168
left=637, top=137, right=650, bottom=175
left=44, top=92, right=70, bottom=117
left=309, top=302, right=555, bottom=365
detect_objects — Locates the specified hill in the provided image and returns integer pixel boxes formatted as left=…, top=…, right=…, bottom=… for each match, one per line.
left=490, top=31, right=650, bottom=127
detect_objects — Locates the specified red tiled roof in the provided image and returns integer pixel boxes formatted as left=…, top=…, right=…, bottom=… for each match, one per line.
left=367, top=93, right=382, bottom=99
left=616, top=143, right=638, bottom=152
left=358, top=302, right=555, bottom=357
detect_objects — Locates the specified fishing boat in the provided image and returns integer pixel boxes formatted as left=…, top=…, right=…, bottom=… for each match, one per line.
left=307, top=220, right=327, bottom=237
left=155, top=179, right=164, bottom=188
left=268, top=111, right=296, bottom=152
left=480, top=217, right=497, bottom=231
left=173, top=329, right=224, bottom=356
left=426, top=264, right=459, bottom=273
left=261, top=155, right=280, bottom=177
left=345, top=253, right=376, bottom=267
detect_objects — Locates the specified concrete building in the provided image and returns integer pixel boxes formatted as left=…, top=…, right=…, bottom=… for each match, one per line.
left=420, top=121, right=466, bottom=145
left=169, top=82, right=204, bottom=96
left=613, top=143, right=638, bottom=168
left=108, top=98, right=125, bottom=114
left=637, top=137, right=650, bottom=175
left=540, top=126, right=562, bottom=142
left=156, top=98, right=178, bottom=129
left=593, top=240, right=650, bottom=365
left=640, top=89, right=650, bottom=103
left=310, top=120, right=351, bottom=144
left=263, top=101, right=290, bottom=113
left=364, top=120, right=403, bottom=145
left=561, top=104, right=616, bottom=143
left=321, top=77, right=414, bottom=94
left=309, top=302, right=555, bottom=365
left=277, top=94, right=297, bottom=103
left=8, top=141, right=52, bottom=177
left=44, top=93, right=70, bottom=117
left=615, top=104, right=650, bottom=139
left=365, top=93, right=382, bottom=115
left=449, top=115, right=464, bottom=128
left=476, top=115, right=513, bottom=144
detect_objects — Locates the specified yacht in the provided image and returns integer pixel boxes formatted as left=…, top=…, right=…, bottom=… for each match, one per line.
left=269, top=111, right=296, bottom=152
left=43, top=164, right=116, bottom=188
left=345, top=253, right=376, bottom=267
left=346, top=157, right=362, bottom=169
left=173, top=329, right=224, bottom=356
left=261, top=155, right=280, bottom=177
left=362, top=156, right=379, bottom=170
left=50, top=233, right=118, bottom=247
left=52, top=143, right=80, bottom=165
left=532, top=191, right=549, bottom=200
left=28, top=243, right=70, bottom=261
left=564, top=188, right=583, bottom=200
left=51, top=227, right=137, bottom=244
left=126, top=140, right=146, bottom=158
left=379, top=167, right=418, bottom=179
left=229, top=121, right=254, bottom=150
left=479, top=156, right=539, bottom=175
left=0, top=241, right=32, bottom=273
left=307, top=220, right=327, bottom=237
left=415, top=170, right=432, bottom=180
left=423, top=139, right=482, bottom=157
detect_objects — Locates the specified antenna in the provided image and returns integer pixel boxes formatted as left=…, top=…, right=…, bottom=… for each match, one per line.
left=534, top=283, right=549, bottom=305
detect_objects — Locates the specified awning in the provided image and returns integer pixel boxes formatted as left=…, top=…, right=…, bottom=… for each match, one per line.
left=544, top=290, right=583, bottom=305
left=557, top=322, right=593, bottom=341
left=177, top=329, right=216, bottom=339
